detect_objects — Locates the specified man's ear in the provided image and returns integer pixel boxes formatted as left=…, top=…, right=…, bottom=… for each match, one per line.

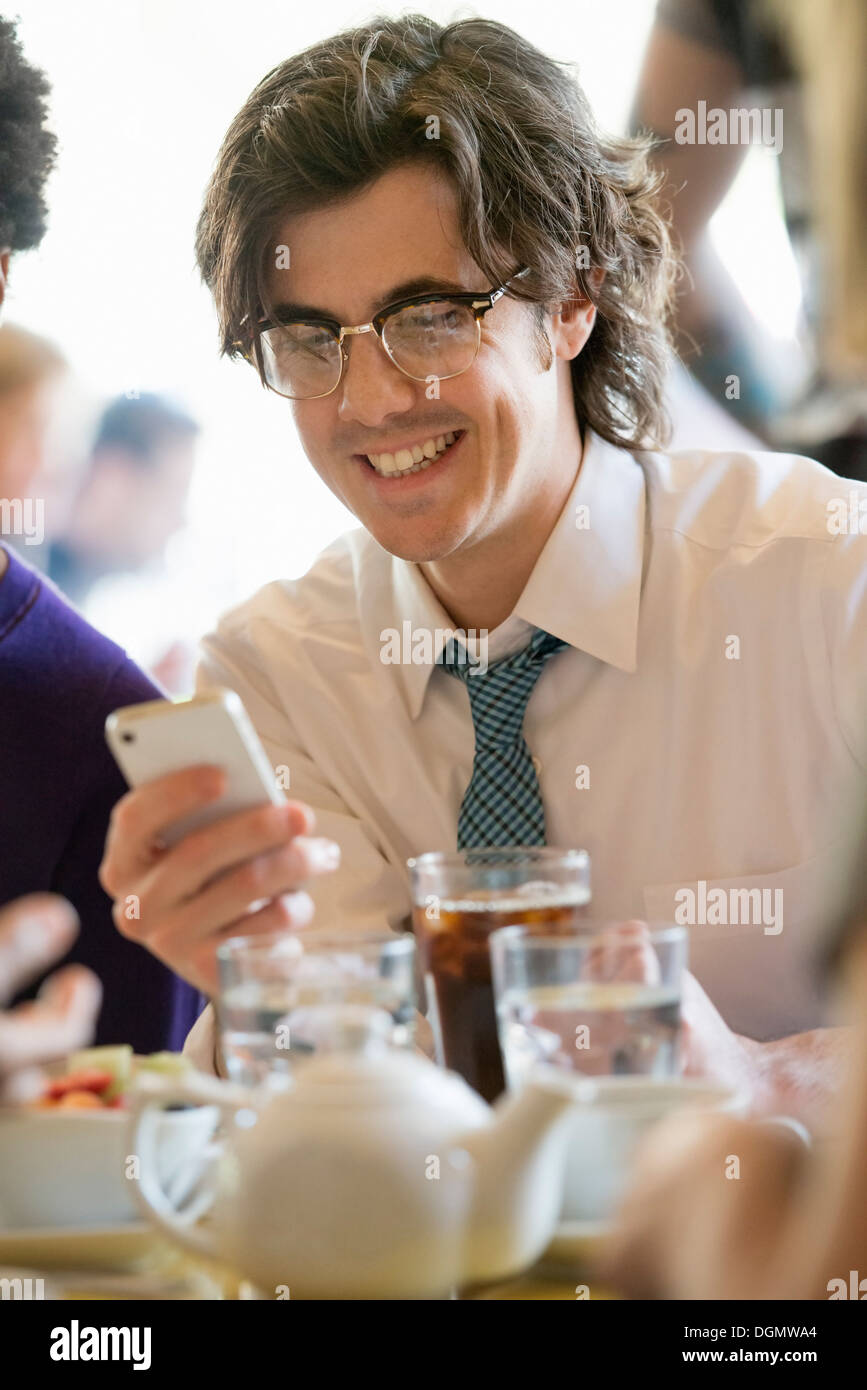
left=549, top=269, right=605, bottom=361
left=0, top=250, right=10, bottom=315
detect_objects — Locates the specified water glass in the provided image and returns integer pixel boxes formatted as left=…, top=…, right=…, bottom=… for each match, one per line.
left=490, top=920, right=687, bottom=1089
left=216, top=928, right=416, bottom=1086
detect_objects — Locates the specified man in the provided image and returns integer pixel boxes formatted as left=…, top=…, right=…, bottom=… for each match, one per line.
left=98, top=16, right=867, bottom=1118
left=47, top=392, right=199, bottom=608
left=0, top=15, right=202, bottom=1053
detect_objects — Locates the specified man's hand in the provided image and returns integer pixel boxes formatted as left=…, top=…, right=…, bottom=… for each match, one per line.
left=0, top=895, right=102, bottom=1104
left=99, top=766, right=341, bottom=994
left=680, top=969, right=765, bottom=1107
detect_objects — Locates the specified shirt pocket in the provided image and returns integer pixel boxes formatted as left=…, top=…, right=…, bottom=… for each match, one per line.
left=642, top=855, right=834, bottom=1041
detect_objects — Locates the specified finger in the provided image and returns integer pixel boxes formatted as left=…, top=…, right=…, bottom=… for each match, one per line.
left=100, top=765, right=228, bottom=891
left=0, top=965, right=102, bottom=1073
left=188, top=835, right=336, bottom=929
left=217, top=891, right=317, bottom=942
left=142, top=801, right=321, bottom=915
left=580, top=920, right=659, bottom=985
left=121, top=830, right=333, bottom=957
left=0, top=895, right=80, bottom=1006
left=176, top=892, right=316, bottom=994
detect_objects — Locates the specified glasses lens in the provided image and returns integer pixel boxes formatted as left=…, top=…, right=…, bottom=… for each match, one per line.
left=383, top=300, right=479, bottom=380
left=259, top=322, right=341, bottom=399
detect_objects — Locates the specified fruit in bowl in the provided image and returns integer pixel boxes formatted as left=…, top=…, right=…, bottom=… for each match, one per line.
left=31, top=1046, right=194, bottom=1111
left=0, top=1047, right=219, bottom=1230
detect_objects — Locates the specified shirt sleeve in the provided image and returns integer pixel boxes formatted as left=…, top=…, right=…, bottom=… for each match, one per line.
left=821, top=522, right=867, bottom=778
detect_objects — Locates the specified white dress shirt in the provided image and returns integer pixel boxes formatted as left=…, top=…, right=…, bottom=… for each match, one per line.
left=184, top=430, right=867, bottom=1068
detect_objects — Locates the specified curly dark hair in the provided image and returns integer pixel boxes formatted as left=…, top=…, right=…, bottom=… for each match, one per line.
left=0, top=16, right=57, bottom=251
left=197, top=14, right=676, bottom=450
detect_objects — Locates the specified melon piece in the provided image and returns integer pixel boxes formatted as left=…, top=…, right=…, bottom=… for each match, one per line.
left=67, top=1044, right=134, bottom=1101
left=134, top=1051, right=195, bottom=1081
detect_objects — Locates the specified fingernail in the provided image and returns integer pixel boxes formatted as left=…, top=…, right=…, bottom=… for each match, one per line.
left=308, top=838, right=340, bottom=870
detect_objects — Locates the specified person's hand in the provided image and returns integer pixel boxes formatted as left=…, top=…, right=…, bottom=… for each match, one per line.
left=0, top=895, right=102, bottom=1104
left=601, top=1110, right=810, bottom=1299
left=680, top=968, right=764, bottom=1105
left=99, top=767, right=340, bottom=994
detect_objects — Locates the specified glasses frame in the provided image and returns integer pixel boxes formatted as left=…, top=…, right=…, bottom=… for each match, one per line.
left=236, top=266, right=530, bottom=400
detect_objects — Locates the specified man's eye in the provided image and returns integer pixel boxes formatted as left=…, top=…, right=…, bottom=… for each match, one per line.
left=406, top=306, right=460, bottom=331
left=277, top=329, right=332, bottom=356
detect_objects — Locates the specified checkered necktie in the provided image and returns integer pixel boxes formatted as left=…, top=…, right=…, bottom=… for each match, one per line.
left=441, top=628, right=567, bottom=848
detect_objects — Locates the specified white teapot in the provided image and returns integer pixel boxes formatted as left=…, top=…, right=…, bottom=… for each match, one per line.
left=128, top=1007, right=579, bottom=1299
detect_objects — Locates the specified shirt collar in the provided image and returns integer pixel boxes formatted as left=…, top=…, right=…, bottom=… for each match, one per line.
left=380, top=429, right=647, bottom=719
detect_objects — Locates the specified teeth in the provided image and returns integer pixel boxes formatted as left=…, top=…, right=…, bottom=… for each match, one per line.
left=366, top=431, right=462, bottom=477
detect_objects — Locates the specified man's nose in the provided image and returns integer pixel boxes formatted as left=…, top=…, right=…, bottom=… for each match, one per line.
left=335, top=331, right=417, bottom=425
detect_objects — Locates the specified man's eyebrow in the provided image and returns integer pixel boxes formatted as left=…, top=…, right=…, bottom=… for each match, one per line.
left=269, top=276, right=475, bottom=321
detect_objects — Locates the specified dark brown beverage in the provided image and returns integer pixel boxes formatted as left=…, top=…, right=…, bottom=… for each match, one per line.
left=413, top=887, right=590, bottom=1102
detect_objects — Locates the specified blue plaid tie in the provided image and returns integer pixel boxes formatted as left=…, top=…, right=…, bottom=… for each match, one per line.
left=441, top=628, right=568, bottom=849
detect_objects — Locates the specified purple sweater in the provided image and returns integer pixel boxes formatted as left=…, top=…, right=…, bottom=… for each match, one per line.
left=0, top=545, right=204, bottom=1052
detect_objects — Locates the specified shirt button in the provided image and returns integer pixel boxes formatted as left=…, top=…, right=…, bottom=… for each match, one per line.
left=531, top=755, right=543, bottom=776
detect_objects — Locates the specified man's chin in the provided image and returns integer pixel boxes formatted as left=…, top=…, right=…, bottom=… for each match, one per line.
left=360, top=513, right=473, bottom=564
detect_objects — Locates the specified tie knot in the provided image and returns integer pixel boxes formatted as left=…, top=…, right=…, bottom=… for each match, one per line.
left=442, top=627, right=567, bottom=748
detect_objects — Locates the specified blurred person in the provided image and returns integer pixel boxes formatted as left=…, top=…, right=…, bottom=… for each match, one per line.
left=0, top=14, right=205, bottom=1054
left=0, top=895, right=100, bottom=1104
left=631, top=0, right=867, bottom=479
left=94, top=15, right=867, bottom=1118
left=48, top=392, right=199, bottom=608
left=0, top=322, right=65, bottom=549
left=606, top=0, right=867, bottom=1299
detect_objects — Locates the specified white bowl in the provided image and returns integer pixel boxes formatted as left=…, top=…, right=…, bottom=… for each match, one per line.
left=556, top=1075, right=748, bottom=1222
left=0, top=1103, right=218, bottom=1230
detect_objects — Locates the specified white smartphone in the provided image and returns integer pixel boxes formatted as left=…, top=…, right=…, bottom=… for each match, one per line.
left=105, top=689, right=286, bottom=846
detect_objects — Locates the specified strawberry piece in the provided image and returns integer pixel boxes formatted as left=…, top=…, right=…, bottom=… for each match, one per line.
left=45, top=1068, right=114, bottom=1100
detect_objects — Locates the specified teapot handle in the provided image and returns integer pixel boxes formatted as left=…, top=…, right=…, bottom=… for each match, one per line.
left=127, top=1072, right=257, bottom=1261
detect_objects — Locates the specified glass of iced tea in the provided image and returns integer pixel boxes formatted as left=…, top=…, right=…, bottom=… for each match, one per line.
left=407, top=847, right=591, bottom=1101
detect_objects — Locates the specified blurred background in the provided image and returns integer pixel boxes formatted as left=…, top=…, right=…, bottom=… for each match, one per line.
left=1, top=1, right=816, bottom=686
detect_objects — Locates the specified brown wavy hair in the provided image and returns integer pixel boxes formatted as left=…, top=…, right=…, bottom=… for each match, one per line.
left=196, top=14, right=676, bottom=450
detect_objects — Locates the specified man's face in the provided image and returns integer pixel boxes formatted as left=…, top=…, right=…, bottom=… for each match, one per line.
left=264, top=161, right=589, bottom=563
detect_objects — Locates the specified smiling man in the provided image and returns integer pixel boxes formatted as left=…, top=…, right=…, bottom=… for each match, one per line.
left=99, top=15, right=867, bottom=1119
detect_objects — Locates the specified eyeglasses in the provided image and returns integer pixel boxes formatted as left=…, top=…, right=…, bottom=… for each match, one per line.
left=236, top=267, right=529, bottom=401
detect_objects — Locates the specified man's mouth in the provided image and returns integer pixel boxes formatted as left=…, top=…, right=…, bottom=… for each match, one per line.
left=359, top=430, right=465, bottom=478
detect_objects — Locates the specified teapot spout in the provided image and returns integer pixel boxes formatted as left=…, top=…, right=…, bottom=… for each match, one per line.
left=460, top=1069, right=578, bottom=1286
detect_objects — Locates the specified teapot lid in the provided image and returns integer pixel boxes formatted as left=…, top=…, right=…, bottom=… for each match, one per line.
left=282, top=1006, right=489, bottom=1116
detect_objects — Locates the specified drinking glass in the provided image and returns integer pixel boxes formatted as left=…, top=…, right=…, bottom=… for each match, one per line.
left=407, top=847, right=591, bottom=1102
left=216, top=928, right=416, bottom=1086
left=489, top=920, right=688, bottom=1090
